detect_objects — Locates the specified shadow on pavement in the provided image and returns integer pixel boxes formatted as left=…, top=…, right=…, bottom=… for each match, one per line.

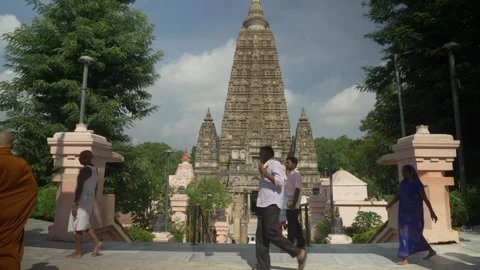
left=24, top=224, right=480, bottom=270
left=26, top=262, right=59, bottom=270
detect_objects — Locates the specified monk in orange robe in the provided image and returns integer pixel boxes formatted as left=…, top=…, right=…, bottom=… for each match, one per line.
left=0, top=131, right=38, bottom=270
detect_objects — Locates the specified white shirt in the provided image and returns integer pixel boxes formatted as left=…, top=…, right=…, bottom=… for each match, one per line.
left=256, top=158, right=285, bottom=209
left=284, top=169, right=302, bottom=209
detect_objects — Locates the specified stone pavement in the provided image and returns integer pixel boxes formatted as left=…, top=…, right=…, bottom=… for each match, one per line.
left=22, top=219, right=480, bottom=270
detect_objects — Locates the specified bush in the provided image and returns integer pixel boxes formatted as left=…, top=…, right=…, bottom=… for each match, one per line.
left=450, top=190, right=469, bottom=227
left=125, top=227, right=155, bottom=242
left=31, top=185, right=57, bottom=221
left=314, top=210, right=332, bottom=244
left=464, top=188, right=480, bottom=226
left=169, top=224, right=186, bottom=243
left=350, top=211, right=382, bottom=233
left=352, top=223, right=383, bottom=244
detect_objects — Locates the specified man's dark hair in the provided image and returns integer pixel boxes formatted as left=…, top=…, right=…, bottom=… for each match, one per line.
left=259, top=146, right=274, bottom=157
left=286, top=156, right=298, bottom=166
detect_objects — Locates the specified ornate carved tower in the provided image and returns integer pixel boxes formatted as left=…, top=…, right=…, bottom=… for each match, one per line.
left=194, top=108, right=219, bottom=180
left=193, top=1, right=321, bottom=194
left=294, top=108, right=320, bottom=193
left=215, top=0, right=291, bottom=187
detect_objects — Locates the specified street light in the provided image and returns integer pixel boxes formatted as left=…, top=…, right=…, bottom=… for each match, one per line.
left=327, top=149, right=334, bottom=233
left=164, top=149, right=173, bottom=231
left=78, top=55, right=95, bottom=124
left=393, top=50, right=417, bottom=137
left=442, top=42, right=467, bottom=194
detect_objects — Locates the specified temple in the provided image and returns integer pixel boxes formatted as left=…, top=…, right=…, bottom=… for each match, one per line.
left=193, top=0, right=321, bottom=219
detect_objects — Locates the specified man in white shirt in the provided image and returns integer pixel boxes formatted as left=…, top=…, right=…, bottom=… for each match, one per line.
left=253, top=146, right=306, bottom=270
left=284, top=157, right=305, bottom=249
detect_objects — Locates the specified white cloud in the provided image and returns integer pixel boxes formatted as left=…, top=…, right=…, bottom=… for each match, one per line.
left=128, top=39, right=236, bottom=147
left=0, top=14, right=21, bottom=53
left=127, top=39, right=376, bottom=148
left=0, top=69, right=15, bottom=82
left=285, top=85, right=375, bottom=134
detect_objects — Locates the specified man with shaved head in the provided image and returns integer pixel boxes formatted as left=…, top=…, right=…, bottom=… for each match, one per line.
left=66, top=150, right=102, bottom=258
left=0, top=131, right=38, bottom=270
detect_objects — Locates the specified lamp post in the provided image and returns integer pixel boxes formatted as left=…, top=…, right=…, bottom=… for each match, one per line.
left=78, top=56, right=95, bottom=124
left=327, top=149, right=334, bottom=233
left=393, top=54, right=407, bottom=137
left=442, top=42, right=467, bottom=194
left=164, top=149, right=173, bottom=231
left=393, top=50, right=418, bottom=137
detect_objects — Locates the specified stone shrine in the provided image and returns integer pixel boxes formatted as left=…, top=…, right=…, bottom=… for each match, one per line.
left=193, top=0, right=321, bottom=217
left=169, top=148, right=195, bottom=190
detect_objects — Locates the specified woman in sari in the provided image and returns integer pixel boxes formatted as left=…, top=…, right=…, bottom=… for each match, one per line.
left=386, top=164, right=438, bottom=265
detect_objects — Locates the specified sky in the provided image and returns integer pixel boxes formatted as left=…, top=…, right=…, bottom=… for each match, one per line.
left=0, top=0, right=383, bottom=149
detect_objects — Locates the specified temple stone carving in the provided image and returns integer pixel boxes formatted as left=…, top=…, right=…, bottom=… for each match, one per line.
left=293, top=108, right=320, bottom=193
left=194, top=108, right=220, bottom=180
left=194, top=0, right=320, bottom=197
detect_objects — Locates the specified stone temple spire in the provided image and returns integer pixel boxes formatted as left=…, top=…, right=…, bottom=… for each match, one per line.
left=294, top=108, right=320, bottom=192
left=243, top=0, right=269, bottom=30
left=181, top=148, right=190, bottom=163
left=299, top=107, right=308, bottom=122
left=204, top=108, right=213, bottom=122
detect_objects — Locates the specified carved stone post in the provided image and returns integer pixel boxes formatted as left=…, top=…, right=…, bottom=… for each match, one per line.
left=373, top=125, right=460, bottom=244
left=233, top=190, right=242, bottom=243
left=170, top=194, right=189, bottom=243
left=47, top=124, right=129, bottom=242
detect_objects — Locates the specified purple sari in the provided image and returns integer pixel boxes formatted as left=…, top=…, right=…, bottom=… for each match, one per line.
left=397, top=165, right=431, bottom=258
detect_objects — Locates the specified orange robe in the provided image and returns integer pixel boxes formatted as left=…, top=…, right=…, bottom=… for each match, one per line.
left=0, top=148, right=38, bottom=270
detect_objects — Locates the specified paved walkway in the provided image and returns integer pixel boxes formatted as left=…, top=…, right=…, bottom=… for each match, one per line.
left=22, top=219, right=480, bottom=270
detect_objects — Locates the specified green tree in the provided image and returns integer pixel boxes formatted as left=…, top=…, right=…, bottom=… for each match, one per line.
left=104, top=142, right=182, bottom=229
left=314, top=136, right=358, bottom=175
left=0, top=0, right=162, bottom=185
left=105, top=142, right=164, bottom=229
left=185, top=178, right=232, bottom=214
left=360, top=0, right=480, bottom=186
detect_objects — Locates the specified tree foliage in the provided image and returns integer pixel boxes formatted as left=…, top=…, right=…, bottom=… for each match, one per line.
left=314, top=136, right=358, bottom=175
left=0, top=0, right=162, bottom=185
left=314, top=134, right=397, bottom=197
left=104, top=142, right=182, bottom=229
left=360, top=0, right=480, bottom=186
left=185, top=178, right=232, bottom=214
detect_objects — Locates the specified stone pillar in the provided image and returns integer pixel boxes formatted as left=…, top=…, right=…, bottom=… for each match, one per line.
left=233, top=191, right=242, bottom=243
left=47, top=124, right=129, bottom=242
left=374, top=125, right=460, bottom=244
left=308, top=192, right=327, bottom=240
left=247, top=191, right=251, bottom=220
left=214, top=221, right=229, bottom=244
left=170, top=194, right=189, bottom=243
left=240, top=218, right=248, bottom=244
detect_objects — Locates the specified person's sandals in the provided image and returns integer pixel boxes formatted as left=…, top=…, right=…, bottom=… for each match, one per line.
left=297, top=250, right=307, bottom=270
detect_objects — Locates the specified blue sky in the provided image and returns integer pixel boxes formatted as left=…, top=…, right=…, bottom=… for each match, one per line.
left=0, top=0, right=383, bottom=149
